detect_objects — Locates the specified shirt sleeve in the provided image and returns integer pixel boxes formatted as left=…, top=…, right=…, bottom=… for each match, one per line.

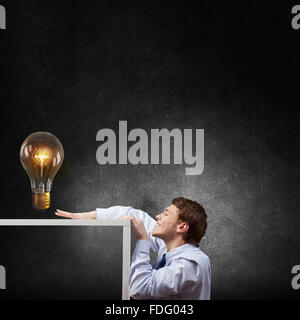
left=96, top=206, right=165, bottom=253
left=129, top=240, right=201, bottom=300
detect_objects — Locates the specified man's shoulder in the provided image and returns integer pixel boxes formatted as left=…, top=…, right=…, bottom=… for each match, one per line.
left=172, top=248, right=210, bottom=282
left=169, top=244, right=210, bottom=266
left=183, top=247, right=210, bottom=264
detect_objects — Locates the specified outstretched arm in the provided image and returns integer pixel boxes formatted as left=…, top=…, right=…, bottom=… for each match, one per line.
left=55, top=206, right=164, bottom=253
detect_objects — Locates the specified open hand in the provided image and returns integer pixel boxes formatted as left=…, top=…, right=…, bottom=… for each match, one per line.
left=55, top=209, right=97, bottom=219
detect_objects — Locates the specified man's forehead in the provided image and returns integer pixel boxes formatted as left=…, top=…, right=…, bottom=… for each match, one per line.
left=166, top=204, right=179, bottom=214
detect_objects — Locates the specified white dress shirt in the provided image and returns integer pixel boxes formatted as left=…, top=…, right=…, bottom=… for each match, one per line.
left=96, top=205, right=211, bottom=300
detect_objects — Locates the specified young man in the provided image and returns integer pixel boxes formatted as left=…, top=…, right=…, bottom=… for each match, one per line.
left=55, top=197, right=211, bottom=300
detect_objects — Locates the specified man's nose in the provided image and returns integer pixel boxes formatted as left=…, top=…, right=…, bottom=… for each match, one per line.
left=156, top=213, right=162, bottom=220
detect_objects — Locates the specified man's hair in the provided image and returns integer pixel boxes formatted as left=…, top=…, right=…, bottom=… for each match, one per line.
left=172, top=197, right=207, bottom=247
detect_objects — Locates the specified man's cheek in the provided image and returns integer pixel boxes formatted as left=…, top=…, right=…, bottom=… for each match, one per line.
left=152, top=226, right=160, bottom=233
left=153, top=227, right=159, bottom=233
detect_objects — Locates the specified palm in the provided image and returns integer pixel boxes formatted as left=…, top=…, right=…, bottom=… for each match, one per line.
left=55, top=209, right=96, bottom=219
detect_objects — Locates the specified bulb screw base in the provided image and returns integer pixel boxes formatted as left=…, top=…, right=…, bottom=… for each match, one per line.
left=32, top=192, right=50, bottom=210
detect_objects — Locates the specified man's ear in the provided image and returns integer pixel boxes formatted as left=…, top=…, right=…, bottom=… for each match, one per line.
left=177, top=222, right=189, bottom=234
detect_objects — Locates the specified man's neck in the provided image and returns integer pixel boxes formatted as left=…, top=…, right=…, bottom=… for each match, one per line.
left=165, top=238, right=186, bottom=251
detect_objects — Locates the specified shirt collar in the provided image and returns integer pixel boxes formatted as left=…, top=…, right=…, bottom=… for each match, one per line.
left=165, top=243, right=197, bottom=260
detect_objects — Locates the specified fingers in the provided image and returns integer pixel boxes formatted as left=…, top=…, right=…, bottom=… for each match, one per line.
left=55, top=210, right=96, bottom=220
left=118, top=216, right=133, bottom=220
left=118, top=216, right=148, bottom=241
left=55, top=209, right=76, bottom=219
left=118, top=216, right=141, bottom=224
left=117, top=216, right=144, bottom=229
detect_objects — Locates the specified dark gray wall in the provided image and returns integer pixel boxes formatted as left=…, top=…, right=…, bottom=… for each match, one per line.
left=0, top=226, right=123, bottom=299
left=0, top=0, right=299, bottom=299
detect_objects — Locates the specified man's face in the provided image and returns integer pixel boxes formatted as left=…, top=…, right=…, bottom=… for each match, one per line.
left=151, top=204, right=182, bottom=241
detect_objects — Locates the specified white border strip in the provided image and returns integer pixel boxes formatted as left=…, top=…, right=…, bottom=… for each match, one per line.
left=0, top=219, right=131, bottom=300
left=0, top=219, right=130, bottom=226
left=122, top=224, right=131, bottom=300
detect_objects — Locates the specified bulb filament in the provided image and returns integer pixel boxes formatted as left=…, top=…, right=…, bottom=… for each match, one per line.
left=34, top=153, right=49, bottom=176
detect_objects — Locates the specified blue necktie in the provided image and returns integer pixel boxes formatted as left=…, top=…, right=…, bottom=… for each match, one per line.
left=156, top=253, right=166, bottom=270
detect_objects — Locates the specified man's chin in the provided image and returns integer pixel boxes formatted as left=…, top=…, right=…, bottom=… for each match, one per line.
left=151, top=230, right=162, bottom=239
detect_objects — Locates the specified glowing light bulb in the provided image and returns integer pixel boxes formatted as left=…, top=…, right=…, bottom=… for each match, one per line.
left=20, top=132, right=64, bottom=210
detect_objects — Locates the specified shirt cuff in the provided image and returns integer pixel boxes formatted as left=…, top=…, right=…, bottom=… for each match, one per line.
left=96, top=208, right=111, bottom=220
left=135, top=239, right=150, bottom=254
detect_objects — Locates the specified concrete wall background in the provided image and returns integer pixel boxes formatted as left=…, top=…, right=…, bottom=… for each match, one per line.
left=0, top=0, right=299, bottom=299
